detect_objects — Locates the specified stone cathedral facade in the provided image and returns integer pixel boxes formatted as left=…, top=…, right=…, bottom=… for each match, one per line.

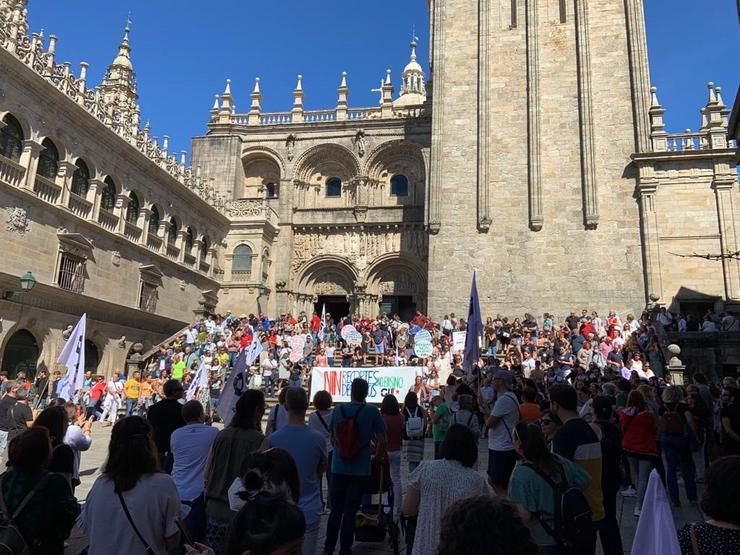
left=0, top=0, right=738, bottom=375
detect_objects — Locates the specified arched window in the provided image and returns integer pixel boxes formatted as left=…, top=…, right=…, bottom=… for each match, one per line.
left=0, top=114, right=24, bottom=162
left=326, top=177, right=342, bottom=198
left=125, top=192, right=140, bottom=223
left=70, top=159, right=90, bottom=197
left=168, top=218, right=178, bottom=245
left=233, top=244, right=253, bottom=273
left=390, top=174, right=409, bottom=197
left=201, top=237, right=209, bottom=259
left=149, top=206, right=160, bottom=234
left=265, top=182, right=277, bottom=199
left=101, top=177, right=117, bottom=211
left=185, top=227, right=195, bottom=252
left=37, top=138, right=59, bottom=180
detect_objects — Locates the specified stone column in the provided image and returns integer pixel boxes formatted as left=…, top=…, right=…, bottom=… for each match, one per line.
left=138, top=208, right=151, bottom=245
left=574, top=0, right=599, bottom=229
left=712, top=176, right=740, bottom=301
left=427, top=0, right=445, bottom=234
left=477, top=0, right=492, bottom=232
left=114, top=193, right=129, bottom=234
left=637, top=173, right=662, bottom=304
left=176, top=230, right=187, bottom=262
left=207, top=247, right=217, bottom=277
left=159, top=220, right=172, bottom=254
left=20, top=139, right=42, bottom=191
left=55, top=161, right=75, bottom=208
left=194, top=239, right=204, bottom=267
left=525, top=0, right=543, bottom=231
left=666, top=344, right=686, bottom=385
left=624, top=0, right=652, bottom=153
left=87, top=178, right=104, bottom=222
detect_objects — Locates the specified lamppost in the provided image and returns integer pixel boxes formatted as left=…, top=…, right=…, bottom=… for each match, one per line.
left=2, top=271, right=37, bottom=300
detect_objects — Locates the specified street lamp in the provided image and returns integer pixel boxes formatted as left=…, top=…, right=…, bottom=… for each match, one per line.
left=2, top=271, right=37, bottom=300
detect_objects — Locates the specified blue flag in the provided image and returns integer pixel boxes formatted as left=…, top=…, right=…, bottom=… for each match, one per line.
left=216, top=349, right=248, bottom=424
left=463, top=272, right=483, bottom=374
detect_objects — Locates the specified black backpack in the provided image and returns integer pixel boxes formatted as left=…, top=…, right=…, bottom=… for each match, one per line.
left=523, top=462, right=594, bottom=553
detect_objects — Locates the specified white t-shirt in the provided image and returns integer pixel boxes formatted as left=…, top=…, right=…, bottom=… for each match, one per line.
left=184, top=329, right=198, bottom=344
left=488, top=391, right=520, bottom=451
left=326, top=346, right=336, bottom=359
left=80, top=473, right=180, bottom=555
left=170, top=423, right=219, bottom=501
left=64, top=425, right=92, bottom=481
left=522, top=358, right=536, bottom=378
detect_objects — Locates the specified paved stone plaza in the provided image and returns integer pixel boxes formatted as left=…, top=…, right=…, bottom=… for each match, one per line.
left=65, top=413, right=704, bottom=555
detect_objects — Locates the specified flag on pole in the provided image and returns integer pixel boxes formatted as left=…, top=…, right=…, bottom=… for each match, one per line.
left=631, top=469, right=681, bottom=555
left=318, top=304, right=327, bottom=342
left=245, top=333, right=264, bottom=366
left=216, top=349, right=248, bottom=424
left=56, top=314, right=87, bottom=402
left=463, top=273, right=483, bottom=374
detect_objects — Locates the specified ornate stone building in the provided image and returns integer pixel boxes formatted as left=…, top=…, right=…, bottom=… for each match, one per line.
left=0, top=2, right=229, bottom=376
left=0, top=0, right=738, bottom=376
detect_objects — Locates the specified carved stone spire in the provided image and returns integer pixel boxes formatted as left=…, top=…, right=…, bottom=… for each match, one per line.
left=395, top=38, right=426, bottom=108
left=99, top=17, right=139, bottom=127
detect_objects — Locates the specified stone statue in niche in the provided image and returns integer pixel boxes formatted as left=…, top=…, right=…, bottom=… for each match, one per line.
left=6, top=207, right=29, bottom=235
left=111, top=251, right=121, bottom=266
left=286, top=134, right=296, bottom=161
left=354, top=129, right=367, bottom=158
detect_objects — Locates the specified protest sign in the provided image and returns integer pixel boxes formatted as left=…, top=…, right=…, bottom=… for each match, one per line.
left=290, top=334, right=306, bottom=363
left=310, top=366, right=423, bottom=403
left=414, top=341, right=433, bottom=358
left=452, top=331, right=466, bottom=353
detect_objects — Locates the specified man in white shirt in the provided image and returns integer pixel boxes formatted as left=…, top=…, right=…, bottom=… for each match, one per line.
left=484, top=370, right=520, bottom=495
left=170, top=400, right=219, bottom=543
left=184, top=325, right=198, bottom=349
left=521, top=351, right=536, bottom=379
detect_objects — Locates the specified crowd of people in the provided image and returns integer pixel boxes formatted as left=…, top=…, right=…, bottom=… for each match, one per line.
left=0, top=306, right=739, bottom=554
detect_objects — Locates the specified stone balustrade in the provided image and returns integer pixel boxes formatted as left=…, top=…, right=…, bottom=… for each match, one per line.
left=229, top=107, right=380, bottom=127
left=0, top=154, right=25, bottom=188
left=33, top=174, right=60, bottom=203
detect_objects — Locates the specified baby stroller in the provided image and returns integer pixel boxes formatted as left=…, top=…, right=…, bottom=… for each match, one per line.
left=354, top=456, right=401, bottom=555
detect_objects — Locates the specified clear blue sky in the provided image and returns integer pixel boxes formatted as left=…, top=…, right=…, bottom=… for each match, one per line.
left=26, top=0, right=739, bottom=157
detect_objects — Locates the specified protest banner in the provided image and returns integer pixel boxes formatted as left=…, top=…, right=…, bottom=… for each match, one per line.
left=340, top=324, right=357, bottom=340
left=414, top=341, right=433, bottom=358
left=452, top=331, right=466, bottom=353
left=290, top=334, right=306, bottom=363
left=310, top=366, right=423, bottom=403
left=414, top=329, right=431, bottom=343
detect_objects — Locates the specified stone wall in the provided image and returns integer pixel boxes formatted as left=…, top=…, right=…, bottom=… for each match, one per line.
left=425, top=0, right=649, bottom=320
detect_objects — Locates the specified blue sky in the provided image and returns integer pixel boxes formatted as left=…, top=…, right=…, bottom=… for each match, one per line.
left=26, top=0, right=739, bottom=157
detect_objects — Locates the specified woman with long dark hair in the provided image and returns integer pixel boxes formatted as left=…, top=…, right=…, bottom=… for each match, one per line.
left=204, top=389, right=266, bottom=553
left=80, top=416, right=181, bottom=554
left=381, top=394, right=404, bottom=514
left=0, top=427, right=79, bottom=554
left=508, top=422, right=590, bottom=554
left=33, top=405, right=74, bottom=488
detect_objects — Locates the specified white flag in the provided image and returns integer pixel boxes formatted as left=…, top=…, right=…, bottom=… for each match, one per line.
left=245, top=334, right=264, bottom=366
left=318, top=304, right=327, bottom=342
left=186, top=362, right=209, bottom=401
left=631, top=469, right=681, bottom=555
left=56, top=314, right=87, bottom=402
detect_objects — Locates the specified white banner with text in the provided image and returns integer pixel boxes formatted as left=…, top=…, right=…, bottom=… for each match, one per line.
left=309, top=366, right=423, bottom=404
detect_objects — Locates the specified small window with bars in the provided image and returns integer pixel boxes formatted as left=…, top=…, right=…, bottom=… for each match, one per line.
left=57, top=253, right=86, bottom=293
left=139, top=281, right=159, bottom=313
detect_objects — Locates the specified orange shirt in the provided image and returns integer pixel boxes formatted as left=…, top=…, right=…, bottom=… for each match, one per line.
left=519, top=402, right=542, bottom=423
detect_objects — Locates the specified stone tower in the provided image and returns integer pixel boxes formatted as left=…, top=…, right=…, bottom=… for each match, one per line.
left=99, top=20, right=141, bottom=131
left=426, top=0, right=653, bottom=317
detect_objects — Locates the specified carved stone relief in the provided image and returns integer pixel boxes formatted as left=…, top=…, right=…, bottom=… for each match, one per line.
left=5, top=207, right=29, bottom=235
left=291, top=227, right=427, bottom=276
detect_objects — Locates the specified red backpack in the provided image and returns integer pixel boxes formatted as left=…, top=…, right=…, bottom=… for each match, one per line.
left=336, top=404, right=365, bottom=459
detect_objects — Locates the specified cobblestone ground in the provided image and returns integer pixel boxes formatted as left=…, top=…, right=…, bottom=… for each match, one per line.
left=66, top=415, right=704, bottom=554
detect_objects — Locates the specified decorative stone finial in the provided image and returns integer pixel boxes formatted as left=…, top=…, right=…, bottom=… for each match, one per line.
left=649, top=86, right=660, bottom=108
left=340, top=71, right=347, bottom=88
left=252, top=77, right=261, bottom=94
left=707, top=82, right=717, bottom=105
left=295, top=74, right=303, bottom=91
left=715, top=86, right=724, bottom=107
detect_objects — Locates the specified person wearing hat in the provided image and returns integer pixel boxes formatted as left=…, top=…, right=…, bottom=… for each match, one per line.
left=483, top=369, right=521, bottom=495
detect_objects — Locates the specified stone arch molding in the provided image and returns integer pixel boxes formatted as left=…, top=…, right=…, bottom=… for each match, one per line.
left=241, top=145, right=287, bottom=175
left=363, top=140, right=426, bottom=182
left=365, top=253, right=427, bottom=298
left=296, top=255, right=358, bottom=296
left=293, top=143, right=360, bottom=185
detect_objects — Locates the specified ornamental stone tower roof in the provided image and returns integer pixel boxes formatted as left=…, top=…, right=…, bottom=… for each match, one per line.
left=99, top=19, right=140, bottom=129
left=394, top=39, right=426, bottom=108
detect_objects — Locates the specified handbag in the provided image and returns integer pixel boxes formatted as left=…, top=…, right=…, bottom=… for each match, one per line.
left=117, top=490, right=156, bottom=555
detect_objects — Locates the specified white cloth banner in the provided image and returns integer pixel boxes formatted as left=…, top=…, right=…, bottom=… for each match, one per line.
left=452, top=331, right=466, bottom=353
left=245, top=335, right=264, bottom=367
left=186, top=362, right=209, bottom=401
left=631, top=469, right=681, bottom=555
left=56, top=314, right=87, bottom=402
left=310, top=366, right=423, bottom=404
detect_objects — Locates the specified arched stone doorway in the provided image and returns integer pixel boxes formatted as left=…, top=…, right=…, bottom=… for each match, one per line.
left=295, top=256, right=358, bottom=319
left=85, top=339, right=100, bottom=373
left=366, top=256, right=427, bottom=321
left=1, top=329, right=40, bottom=378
